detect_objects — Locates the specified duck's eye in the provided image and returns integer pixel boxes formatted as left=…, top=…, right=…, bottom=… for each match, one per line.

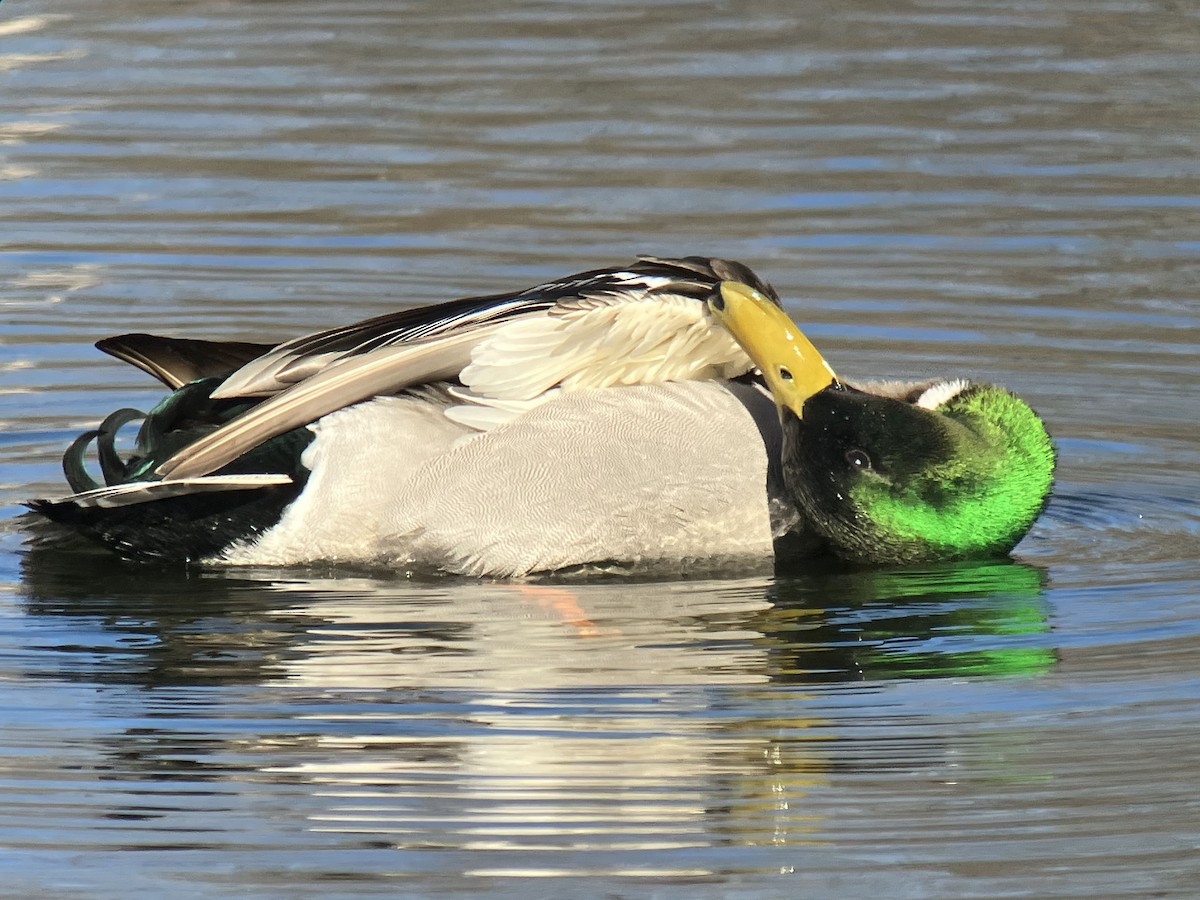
left=844, top=449, right=872, bottom=470
left=778, top=366, right=793, bottom=381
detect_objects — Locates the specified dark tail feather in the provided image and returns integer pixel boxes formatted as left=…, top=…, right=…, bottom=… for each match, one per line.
left=62, top=408, right=147, bottom=492
left=63, top=429, right=102, bottom=492
left=96, top=408, right=146, bottom=486
left=27, top=479, right=303, bottom=562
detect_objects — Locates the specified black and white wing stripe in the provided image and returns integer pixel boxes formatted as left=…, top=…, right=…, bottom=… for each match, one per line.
left=156, top=256, right=779, bottom=479
left=213, top=255, right=777, bottom=399
left=212, top=292, right=561, bottom=398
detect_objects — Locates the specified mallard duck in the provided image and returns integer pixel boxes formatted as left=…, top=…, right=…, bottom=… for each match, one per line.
left=27, top=256, right=1055, bottom=576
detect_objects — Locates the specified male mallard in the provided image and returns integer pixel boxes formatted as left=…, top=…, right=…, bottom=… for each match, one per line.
left=27, top=256, right=1055, bottom=576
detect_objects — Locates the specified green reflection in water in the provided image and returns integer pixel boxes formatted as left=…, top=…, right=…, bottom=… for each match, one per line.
left=761, top=559, right=1054, bottom=683
left=715, top=561, right=1055, bottom=849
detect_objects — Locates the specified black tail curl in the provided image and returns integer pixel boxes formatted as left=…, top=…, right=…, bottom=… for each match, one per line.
left=30, top=378, right=313, bottom=563
left=63, top=407, right=147, bottom=492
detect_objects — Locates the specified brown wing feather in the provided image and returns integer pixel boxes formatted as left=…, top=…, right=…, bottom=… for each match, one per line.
left=96, top=334, right=276, bottom=389
left=155, top=327, right=498, bottom=479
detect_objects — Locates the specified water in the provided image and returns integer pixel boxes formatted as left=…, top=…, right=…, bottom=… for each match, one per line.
left=2, top=1, right=1199, bottom=896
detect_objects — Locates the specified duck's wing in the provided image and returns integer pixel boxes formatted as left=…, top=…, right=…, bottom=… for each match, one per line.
left=154, top=256, right=777, bottom=480
left=211, top=255, right=776, bottom=400
left=155, top=329, right=495, bottom=479
left=456, top=264, right=769, bottom=400
left=96, top=334, right=276, bottom=389
left=209, top=292, right=557, bottom=400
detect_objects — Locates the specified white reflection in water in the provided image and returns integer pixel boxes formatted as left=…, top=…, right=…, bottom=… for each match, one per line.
left=0, top=48, right=84, bottom=74
left=3, top=264, right=104, bottom=307
left=253, top=581, right=822, bottom=858
left=0, top=16, right=64, bottom=39
left=271, top=579, right=774, bottom=689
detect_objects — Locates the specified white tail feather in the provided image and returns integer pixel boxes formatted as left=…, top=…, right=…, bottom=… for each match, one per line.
left=55, top=474, right=293, bottom=509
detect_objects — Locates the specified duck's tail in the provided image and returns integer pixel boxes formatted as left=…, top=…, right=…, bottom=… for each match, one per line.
left=27, top=377, right=312, bottom=562
left=26, top=477, right=303, bottom=562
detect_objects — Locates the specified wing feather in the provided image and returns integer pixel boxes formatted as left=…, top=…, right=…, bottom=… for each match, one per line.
left=461, top=292, right=751, bottom=402
left=96, top=334, right=275, bottom=389
left=212, top=293, right=556, bottom=398
left=156, top=327, right=498, bottom=479
left=208, top=256, right=765, bottom=401
left=145, top=256, right=774, bottom=478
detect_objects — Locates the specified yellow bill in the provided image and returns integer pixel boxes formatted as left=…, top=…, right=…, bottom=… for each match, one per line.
left=709, top=281, right=838, bottom=417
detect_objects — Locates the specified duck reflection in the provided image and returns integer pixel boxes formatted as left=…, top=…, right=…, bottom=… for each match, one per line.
left=19, top=544, right=1053, bottom=858
left=764, top=561, right=1054, bottom=683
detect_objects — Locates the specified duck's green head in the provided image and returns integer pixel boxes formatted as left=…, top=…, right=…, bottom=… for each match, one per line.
left=710, top=282, right=1056, bottom=565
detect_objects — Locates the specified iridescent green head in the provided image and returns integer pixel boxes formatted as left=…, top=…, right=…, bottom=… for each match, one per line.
left=709, top=282, right=1056, bottom=565
left=780, top=379, right=1055, bottom=563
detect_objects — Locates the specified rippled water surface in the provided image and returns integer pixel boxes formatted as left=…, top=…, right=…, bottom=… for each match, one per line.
left=3, top=1, right=1199, bottom=896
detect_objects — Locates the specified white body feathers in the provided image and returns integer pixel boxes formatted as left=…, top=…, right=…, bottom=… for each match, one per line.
left=220, top=382, right=778, bottom=577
